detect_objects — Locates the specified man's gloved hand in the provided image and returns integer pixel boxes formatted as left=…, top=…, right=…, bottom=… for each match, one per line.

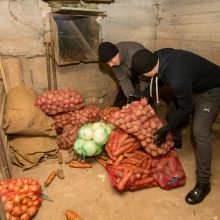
left=153, top=126, right=168, bottom=147
left=127, top=94, right=141, bottom=104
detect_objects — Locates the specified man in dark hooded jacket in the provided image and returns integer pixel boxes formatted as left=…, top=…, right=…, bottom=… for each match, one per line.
left=131, top=48, right=220, bottom=205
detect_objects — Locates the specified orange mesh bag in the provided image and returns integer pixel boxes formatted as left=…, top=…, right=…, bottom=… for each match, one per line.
left=107, top=150, right=158, bottom=191
left=0, top=178, right=42, bottom=220
left=105, top=129, right=141, bottom=161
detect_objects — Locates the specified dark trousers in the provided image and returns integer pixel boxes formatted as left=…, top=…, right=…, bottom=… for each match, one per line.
left=192, top=87, right=220, bottom=184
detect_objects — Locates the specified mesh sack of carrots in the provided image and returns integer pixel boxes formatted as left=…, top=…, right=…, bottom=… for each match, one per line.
left=99, top=106, right=121, bottom=122
left=53, top=106, right=100, bottom=133
left=0, top=178, right=42, bottom=220
left=105, top=129, right=142, bottom=161
left=57, top=125, right=79, bottom=150
left=35, top=88, right=84, bottom=115
left=107, top=98, right=174, bottom=157
left=107, top=150, right=158, bottom=191
left=149, top=150, right=186, bottom=189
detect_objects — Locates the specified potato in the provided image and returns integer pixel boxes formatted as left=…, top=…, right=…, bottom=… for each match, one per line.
left=151, top=150, right=158, bottom=157
left=149, top=119, right=157, bottom=129
left=138, top=134, right=145, bottom=140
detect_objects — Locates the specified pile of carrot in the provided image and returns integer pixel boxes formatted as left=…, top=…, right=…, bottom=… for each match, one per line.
left=107, top=97, right=174, bottom=157
left=105, top=129, right=141, bottom=162
left=108, top=150, right=158, bottom=191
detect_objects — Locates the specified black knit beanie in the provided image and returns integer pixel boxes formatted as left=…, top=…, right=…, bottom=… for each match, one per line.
left=98, top=42, right=119, bottom=63
left=131, top=49, right=158, bottom=74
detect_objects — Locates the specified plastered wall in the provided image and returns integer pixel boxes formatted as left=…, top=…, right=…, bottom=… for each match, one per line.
left=155, top=0, right=220, bottom=65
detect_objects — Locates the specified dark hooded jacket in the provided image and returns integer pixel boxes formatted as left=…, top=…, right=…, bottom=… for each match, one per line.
left=155, top=48, right=220, bottom=131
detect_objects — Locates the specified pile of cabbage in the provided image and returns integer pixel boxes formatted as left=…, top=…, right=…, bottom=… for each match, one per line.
left=74, top=122, right=115, bottom=157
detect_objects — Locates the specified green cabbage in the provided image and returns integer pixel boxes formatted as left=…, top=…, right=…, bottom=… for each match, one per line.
left=82, top=140, right=99, bottom=157
left=78, top=124, right=93, bottom=141
left=104, top=123, right=115, bottom=135
left=94, top=145, right=104, bottom=156
left=92, top=122, right=106, bottom=131
left=74, top=139, right=86, bottom=155
left=93, top=126, right=109, bottom=145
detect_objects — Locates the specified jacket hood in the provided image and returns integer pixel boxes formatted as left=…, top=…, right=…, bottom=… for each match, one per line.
left=155, top=48, right=174, bottom=81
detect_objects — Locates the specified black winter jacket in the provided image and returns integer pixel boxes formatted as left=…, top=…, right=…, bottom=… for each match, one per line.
left=155, top=48, right=220, bottom=131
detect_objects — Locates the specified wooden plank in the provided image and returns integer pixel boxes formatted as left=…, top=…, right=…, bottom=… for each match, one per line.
left=155, top=38, right=220, bottom=51
left=159, top=12, right=220, bottom=25
left=0, top=82, right=6, bottom=128
left=159, top=0, right=220, bottom=17
left=155, top=39, right=220, bottom=64
left=157, top=23, right=220, bottom=34
left=50, top=14, right=59, bottom=65
left=0, top=129, right=12, bottom=179
left=0, top=57, right=9, bottom=93
left=156, top=32, right=220, bottom=43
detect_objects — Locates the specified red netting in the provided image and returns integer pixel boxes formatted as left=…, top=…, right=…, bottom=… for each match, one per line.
left=150, top=151, right=186, bottom=189
left=107, top=150, right=158, bottom=191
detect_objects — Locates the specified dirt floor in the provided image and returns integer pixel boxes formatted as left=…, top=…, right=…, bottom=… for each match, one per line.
left=11, top=108, right=220, bottom=220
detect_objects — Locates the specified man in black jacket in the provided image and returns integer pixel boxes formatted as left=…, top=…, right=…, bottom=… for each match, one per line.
left=131, top=48, right=220, bottom=205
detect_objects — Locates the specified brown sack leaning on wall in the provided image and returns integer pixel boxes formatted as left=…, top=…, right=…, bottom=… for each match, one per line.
left=3, top=86, right=57, bottom=136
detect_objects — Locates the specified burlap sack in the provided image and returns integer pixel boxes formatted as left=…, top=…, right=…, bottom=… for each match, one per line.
left=9, top=136, right=58, bottom=170
left=3, top=86, right=56, bottom=136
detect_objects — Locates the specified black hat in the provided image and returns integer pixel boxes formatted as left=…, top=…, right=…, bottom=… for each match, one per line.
left=131, top=49, right=158, bottom=74
left=98, top=42, right=119, bottom=63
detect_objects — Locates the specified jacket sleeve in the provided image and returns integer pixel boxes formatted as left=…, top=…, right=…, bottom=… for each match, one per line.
left=139, top=80, right=150, bottom=97
left=112, top=66, right=134, bottom=98
left=166, top=83, right=193, bottom=131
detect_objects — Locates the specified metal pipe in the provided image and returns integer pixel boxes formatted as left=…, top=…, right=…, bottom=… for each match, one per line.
left=44, top=42, right=52, bottom=90
left=50, top=41, right=57, bottom=90
left=49, top=13, right=57, bottom=90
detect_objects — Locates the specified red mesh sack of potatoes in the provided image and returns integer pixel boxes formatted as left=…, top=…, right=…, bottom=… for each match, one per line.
left=107, top=98, right=155, bottom=135
left=57, top=125, right=79, bottom=150
left=68, top=106, right=100, bottom=127
left=138, top=115, right=174, bottom=157
left=107, top=150, right=158, bottom=191
left=107, top=98, right=174, bottom=157
left=53, top=106, right=100, bottom=132
left=0, top=178, right=42, bottom=220
left=149, top=151, right=186, bottom=189
left=99, top=106, right=120, bottom=122
left=35, top=88, right=84, bottom=115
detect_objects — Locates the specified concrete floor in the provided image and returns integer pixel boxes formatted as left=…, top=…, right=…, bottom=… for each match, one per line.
left=11, top=122, right=220, bottom=220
